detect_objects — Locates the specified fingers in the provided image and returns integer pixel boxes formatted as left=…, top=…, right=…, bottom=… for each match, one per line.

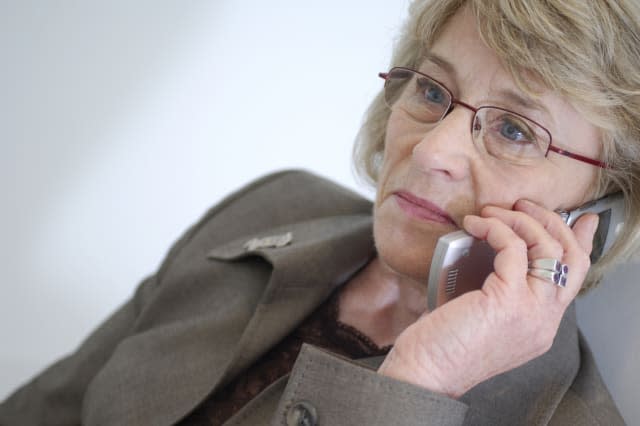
left=513, top=200, right=598, bottom=255
left=463, top=212, right=557, bottom=301
left=463, top=214, right=529, bottom=294
left=483, top=204, right=565, bottom=261
left=463, top=201, right=598, bottom=304
left=513, top=200, right=597, bottom=301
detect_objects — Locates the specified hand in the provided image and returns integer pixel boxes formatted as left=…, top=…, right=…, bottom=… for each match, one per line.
left=378, top=200, right=599, bottom=398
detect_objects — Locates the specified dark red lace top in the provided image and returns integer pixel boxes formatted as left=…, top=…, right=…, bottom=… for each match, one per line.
left=179, top=291, right=391, bottom=425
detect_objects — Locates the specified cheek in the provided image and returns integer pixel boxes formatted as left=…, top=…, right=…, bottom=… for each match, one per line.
left=473, top=165, right=597, bottom=213
left=385, top=110, right=407, bottom=143
left=379, top=113, right=417, bottom=178
left=469, top=163, right=552, bottom=212
left=545, top=166, right=598, bottom=209
left=373, top=202, right=440, bottom=281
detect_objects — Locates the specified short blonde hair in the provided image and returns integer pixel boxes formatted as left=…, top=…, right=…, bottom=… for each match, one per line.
left=353, top=0, right=640, bottom=290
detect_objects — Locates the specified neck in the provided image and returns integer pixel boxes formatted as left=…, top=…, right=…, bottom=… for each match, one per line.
left=337, top=257, right=428, bottom=347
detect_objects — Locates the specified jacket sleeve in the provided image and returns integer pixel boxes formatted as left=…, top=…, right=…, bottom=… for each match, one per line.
left=0, top=275, right=158, bottom=426
left=271, top=344, right=469, bottom=426
left=548, top=332, right=626, bottom=426
left=0, top=207, right=206, bottom=426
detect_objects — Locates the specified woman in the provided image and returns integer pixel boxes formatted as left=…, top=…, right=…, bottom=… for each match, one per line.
left=1, top=0, right=636, bottom=424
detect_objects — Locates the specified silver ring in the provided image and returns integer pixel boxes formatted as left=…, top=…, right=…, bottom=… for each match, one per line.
left=527, top=268, right=568, bottom=288
left=528, top=258, right=569, bottom=275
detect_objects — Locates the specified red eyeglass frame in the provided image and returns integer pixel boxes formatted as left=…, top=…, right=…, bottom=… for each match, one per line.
left=379, top=69, right=610, bottom=169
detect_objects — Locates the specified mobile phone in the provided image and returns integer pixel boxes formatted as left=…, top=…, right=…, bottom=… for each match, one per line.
left=426, top=192, right=625, bottom=311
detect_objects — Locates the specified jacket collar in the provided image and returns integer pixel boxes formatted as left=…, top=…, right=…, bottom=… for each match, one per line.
left=83, top=212, right=375, bottom=425
left=202, top=213, right=375, bottom=402
left=207, top=213, right=374, bottom=303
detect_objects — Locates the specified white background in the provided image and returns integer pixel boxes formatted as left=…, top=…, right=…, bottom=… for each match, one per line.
left=1, top=1, right=638, bottom=423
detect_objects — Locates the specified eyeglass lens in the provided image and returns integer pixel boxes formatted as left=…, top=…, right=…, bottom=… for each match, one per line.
left=383, top=68, right=552, bottom=165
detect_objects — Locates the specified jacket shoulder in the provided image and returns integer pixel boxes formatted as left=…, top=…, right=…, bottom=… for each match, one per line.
left=156, top=169, right=371, bottom=278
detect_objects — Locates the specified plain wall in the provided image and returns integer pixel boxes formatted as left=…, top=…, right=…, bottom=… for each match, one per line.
left=1, top=1, right=637, bottom=424
left=0, top=0, right=404, bottom=400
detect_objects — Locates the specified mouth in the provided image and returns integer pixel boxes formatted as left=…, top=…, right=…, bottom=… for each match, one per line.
left=393, top=191, right=456, bottom=226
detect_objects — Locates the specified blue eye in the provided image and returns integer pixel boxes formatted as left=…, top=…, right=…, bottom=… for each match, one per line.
left=425, top=85, right=446, bottom=104
left=499, top=118, right=532, bottom=143
left=480, top=108, right=549, bottom=162
left=416, top=77, right=448, bottom=105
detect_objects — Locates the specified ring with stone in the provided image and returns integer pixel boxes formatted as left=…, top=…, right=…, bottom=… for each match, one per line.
left=527, top=267, right=568, bottom=288
left=528, top=258, right=569, bottom=275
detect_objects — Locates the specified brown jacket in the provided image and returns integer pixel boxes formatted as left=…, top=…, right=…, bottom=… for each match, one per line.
left=0, top=170, right=625, bottom=425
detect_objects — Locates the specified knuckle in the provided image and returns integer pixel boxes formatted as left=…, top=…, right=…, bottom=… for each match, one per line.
left=576, top=251, right=591, bottom=271
left=512, top=238, right=528, bottom=253
left=549, top=241, right=564, bottom=257
left=565, top=251, right=591, bottom=282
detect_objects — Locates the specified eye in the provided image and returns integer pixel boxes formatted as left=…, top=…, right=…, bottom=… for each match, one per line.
left=497, top=116, right=535, bottom=144
left=480, top=108, right=549, bottom=162
left=416, top=78, right=448, bottom=105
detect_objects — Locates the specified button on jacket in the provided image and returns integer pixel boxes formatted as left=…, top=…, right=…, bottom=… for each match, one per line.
left=0, top=170, right=625, bottom=425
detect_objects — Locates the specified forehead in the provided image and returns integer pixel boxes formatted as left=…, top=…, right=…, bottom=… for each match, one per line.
left=426, top=7, right=535, bottom=103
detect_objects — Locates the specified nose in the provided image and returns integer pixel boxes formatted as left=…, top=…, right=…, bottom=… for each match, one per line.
left=410, top=106, right=477, bottom=181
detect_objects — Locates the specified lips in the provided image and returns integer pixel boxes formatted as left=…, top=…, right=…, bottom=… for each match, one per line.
left=393, top=191, right=455, bottom=225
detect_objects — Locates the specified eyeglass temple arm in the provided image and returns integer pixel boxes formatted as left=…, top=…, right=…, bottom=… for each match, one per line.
left=547, top=146, right=609, bottom=169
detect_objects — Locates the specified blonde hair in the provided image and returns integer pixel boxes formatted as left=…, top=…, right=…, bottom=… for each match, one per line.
left=353, top=0, right=640, bottom=290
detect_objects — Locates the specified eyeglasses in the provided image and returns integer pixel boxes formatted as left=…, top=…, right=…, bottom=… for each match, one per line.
left=379, top=67, right=608, bottom=168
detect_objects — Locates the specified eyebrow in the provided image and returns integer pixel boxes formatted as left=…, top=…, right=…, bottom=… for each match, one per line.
left=421, top=52, right=457, bottom=80
left=496, top=89, right=551, bottom=117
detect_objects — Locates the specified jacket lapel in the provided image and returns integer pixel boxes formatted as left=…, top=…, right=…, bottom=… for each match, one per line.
left=206, top=214, right=374, bottom=388
left=82, top=213, right=374, bottom=425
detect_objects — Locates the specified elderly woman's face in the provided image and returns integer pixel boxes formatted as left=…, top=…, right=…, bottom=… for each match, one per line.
left=373, top=7, right=601, bottom=282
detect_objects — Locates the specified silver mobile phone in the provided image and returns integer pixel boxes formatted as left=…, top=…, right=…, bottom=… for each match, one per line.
left=426, top=192, right=625, bottom=311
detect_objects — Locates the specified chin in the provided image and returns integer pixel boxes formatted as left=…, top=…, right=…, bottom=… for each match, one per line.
left=373, top=217, right=439, bottom=284
left=372, top=195, right=451, bottom=283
